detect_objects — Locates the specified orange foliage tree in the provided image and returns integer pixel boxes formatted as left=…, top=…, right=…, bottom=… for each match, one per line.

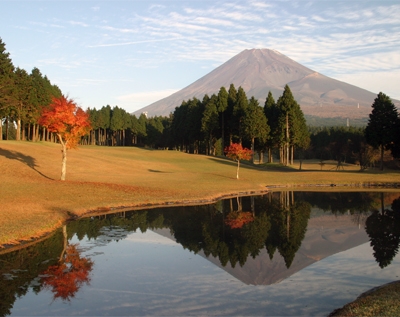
left=41, top=244, right=93, bottom=301
left=225, top=211, right=254, bottom=229
left=224, top=143, right=253, bottom=179
left=38, top=95, right=91, bottom=180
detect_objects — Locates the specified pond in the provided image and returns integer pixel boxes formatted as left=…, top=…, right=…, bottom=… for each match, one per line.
left=1, top=191, right=400, bottom=316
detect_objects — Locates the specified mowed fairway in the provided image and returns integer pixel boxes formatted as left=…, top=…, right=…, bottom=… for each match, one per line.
left=1, top=140, right=399, bottom=247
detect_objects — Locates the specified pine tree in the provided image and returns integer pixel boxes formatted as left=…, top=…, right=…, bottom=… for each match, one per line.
left=201, top=94, right=219, bottom=155
left=264, top=91, right=278, bottom=162
left=227, top=84, right=237, bottom=145
left=365, top=92, right=399, bottom=170
left=276, top=85, right=298, bottom=165
left=0, top=37, right=16, bottom=140
left=13, top=68, right=32, bottom=141
left=242, top=96, right=270, bottom=163
left=217, top=87, right=229, bottom=149
left=232, top=86, right=248, bottom=143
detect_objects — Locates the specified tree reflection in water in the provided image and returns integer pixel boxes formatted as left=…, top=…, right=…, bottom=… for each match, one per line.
left=1, top=191, right=400, bottom=314
left=365, top=195, right=400, bottom=268
left=41, top=244, right=93, bottom=301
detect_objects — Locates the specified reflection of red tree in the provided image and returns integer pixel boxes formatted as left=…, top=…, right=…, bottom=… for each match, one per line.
left=225, top=211, right=254, bottom=229
left=42, top=244, right=93, bottom=301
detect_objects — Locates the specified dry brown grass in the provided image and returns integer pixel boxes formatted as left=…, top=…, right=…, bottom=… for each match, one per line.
left=1, top=140, right=399, bottom=247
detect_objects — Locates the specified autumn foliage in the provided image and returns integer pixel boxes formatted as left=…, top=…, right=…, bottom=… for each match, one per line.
left=38, top=95, right=91, bottom=149
left=38, top=95, right=91, bottom=180
left=225, top=211, right=255, bottom=229
left=224, top=143, right=253, bottom=179
left=41, top=244, right=93, bottom=301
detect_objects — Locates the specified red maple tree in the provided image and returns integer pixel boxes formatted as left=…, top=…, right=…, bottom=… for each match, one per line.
left=38, top=96, right=91, bottom=180
left=41, top=244, right=93, bottom=301
left=225, top=211, right=254, bottom=229
left=224, top=143, right=253, bottom=179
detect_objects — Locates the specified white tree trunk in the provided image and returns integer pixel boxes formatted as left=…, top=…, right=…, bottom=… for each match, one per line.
left=58, top=134, right=67, bottom=181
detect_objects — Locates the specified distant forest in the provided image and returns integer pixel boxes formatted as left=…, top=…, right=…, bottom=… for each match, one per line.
left=1, top=37, right=399, bottom=169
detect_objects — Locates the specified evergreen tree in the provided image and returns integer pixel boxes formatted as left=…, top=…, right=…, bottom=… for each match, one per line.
left=242, top=96, right=270, bottom=163
left=217, top=87, right=229, bottom=148
left=146, top=116, right=164, bottom=148
left=276, top=85, right=300, bottom=165
left=0, top=37, right=16, bottom=140
left=232, top=86, right=248, bottom=143
left=28, top=67, right=53, bottom=141
left=365, top=92, right=399, bottom=170
left=391, top=117, right=400, bottom=159
left=13, top=68, right=33, bottom=141
left=172, top=101, right=189, bottom=151
left=136, top=113, right=148, bottom=145
left=263, top=91, right=278, bottom=162
left=289, top=102, right=310, bottom=168
left=110, top=106, right=125, bottom=145
left=201, top=94, right=219, bottom=155
left=227, top=84, right=237, bottom=145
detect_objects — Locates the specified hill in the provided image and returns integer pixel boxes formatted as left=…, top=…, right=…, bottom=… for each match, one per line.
left=134, top=49, right=399, bottom=120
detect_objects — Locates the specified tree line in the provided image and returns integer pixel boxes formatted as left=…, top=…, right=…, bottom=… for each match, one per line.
left=0, top=38, right=62, bottom=142
left=85, top=84, right=309, bottom=167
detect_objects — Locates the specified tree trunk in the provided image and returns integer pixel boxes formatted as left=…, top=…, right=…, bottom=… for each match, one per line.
left=380, top=145, right=384, bottom=171
left=285, top=114, right=289, bottom=166
left=16, top=118, right=21, bottom=141
left=58, top=134, right=67, bottom=181
left=221, top=114, right=225, bottom=150
left=5, top=118, right=9, bottom=140
left=21, top=122, right=25, bottom=141
left=290, top=145, right=294, bottom=165
left=59, top=224, right=68, bottom=262
left=27, top=123, right=31, bottom=141
left=251, top=137, right=255, bottom=164
left=259, top=151, right=263, bottom=164
left=236, top=160, right=240, bottom=179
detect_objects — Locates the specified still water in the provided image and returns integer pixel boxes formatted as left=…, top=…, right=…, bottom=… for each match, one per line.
left=1, top=191, right=400, bottom=316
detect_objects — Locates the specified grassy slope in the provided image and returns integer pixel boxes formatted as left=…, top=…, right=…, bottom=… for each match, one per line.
left=1, top=140, right=400, bottom=246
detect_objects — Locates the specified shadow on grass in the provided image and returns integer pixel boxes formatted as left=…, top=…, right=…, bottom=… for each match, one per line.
left=0, top=148, right=53, bottom=180
left=208, top=157, right=299, bottom=172
left=148, top=169, right=171, bottom=173
left=207, top=157, right=299, bottom=173
left=207, top=157, right=400, bottom=176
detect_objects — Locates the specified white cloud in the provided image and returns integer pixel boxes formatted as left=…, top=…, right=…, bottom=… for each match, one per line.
left=100, top=26, right=138, bottom=34
left=117, top=89, right=179, bottom=106
left=69, top=20, right=89, bottom=27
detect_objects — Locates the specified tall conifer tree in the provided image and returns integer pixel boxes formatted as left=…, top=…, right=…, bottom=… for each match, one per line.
left=365, top=92, right=398, bottom=170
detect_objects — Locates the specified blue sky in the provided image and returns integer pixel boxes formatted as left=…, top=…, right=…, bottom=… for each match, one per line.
left=1, top=0, right=399, bottom=113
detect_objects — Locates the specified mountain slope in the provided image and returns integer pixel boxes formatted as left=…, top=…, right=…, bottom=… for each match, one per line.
left=134, top=49, right=392, bottom=119
left=153, top=213, right=369, bottom=286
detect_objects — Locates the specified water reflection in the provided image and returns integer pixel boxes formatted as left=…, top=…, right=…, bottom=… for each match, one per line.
left=365, top=193, right=400, bottom=268
left=1, top=191, right=399, bottom=316
left=41, top=243, right=93, bottom=301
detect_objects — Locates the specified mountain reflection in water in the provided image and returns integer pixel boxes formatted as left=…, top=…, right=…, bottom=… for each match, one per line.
left=1, top=191, right=400, bottom=316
